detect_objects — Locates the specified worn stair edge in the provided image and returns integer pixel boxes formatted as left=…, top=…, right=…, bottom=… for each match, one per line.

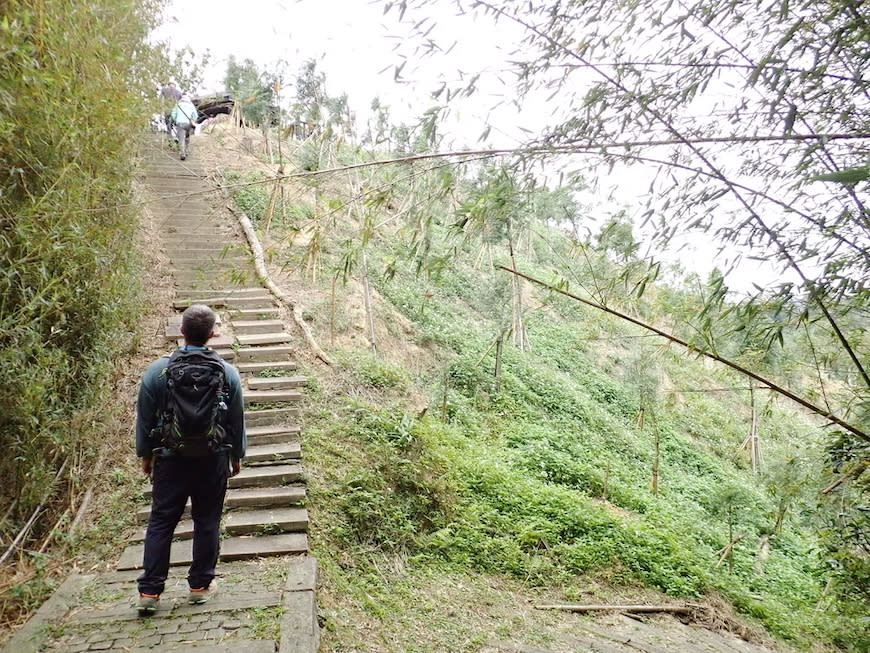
left=246, top=442, right=302, bottom=462
left=237, top=361, right=299, bottom=374
left=236, top=333, right=292, bottom=346
left=174, top=287, right=267, bottom=299
left=279, top=589, right=320, bottom=653
left=247, top=424, right=302, bottom=437
left=141, top=463, right=304, bottom=499
left=137, top=485, right=307, bottom=523
left=131, top=507, right=309, bottom=542
left=247, top=376, right=308, bottom=390
left=235, top=345, right=295, bottom=362
left=245, top=389, right=303, bottom=405
left=232, top=319, right=286, bottom=334
left=173, top=296, right=274, bottom=310
left=229, top=307, right=281, bottom=318
left=244, top=407, right=300, bottom=427
left=116, top=533, right=309, bottom=570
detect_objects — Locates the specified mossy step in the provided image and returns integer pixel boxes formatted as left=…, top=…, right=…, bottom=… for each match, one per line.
left=244, top=389, right=303, bottom=405
left=235, top=345, right=294, bottom=362
left=131, top=507, right=309, bottom=542
left=247, top=424, right=302, bottom=446
left=244, top=407, right=300, bottom=427
left=116, top=533, right=309, bottom=570
left=235, top=332, right=291, bottom=346
left=237, top=360, right=298, bottom=375
left=247, top=376, right=308, bottom=390
left=246, top=441, right=301, bottom=463
left=136, top=484, right=307, bottom=523
left=173, top=296, right=274, bottom=310
left=229, top=307, right=281, bottom=320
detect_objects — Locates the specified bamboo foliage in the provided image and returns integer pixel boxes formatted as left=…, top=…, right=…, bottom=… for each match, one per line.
left=0, top=0, right=164, bottom=568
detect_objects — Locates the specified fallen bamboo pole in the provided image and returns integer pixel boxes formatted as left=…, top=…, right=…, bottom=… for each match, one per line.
left=535, top=604, right=695, bottom=614
left=215, top=175, right=333, bottom=365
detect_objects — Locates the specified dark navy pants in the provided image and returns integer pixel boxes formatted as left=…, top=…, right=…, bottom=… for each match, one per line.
left=137, top=452, right=229, bottom=595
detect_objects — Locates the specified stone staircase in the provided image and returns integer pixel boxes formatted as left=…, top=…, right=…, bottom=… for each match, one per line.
left=0, top=137, right=320, bottom=653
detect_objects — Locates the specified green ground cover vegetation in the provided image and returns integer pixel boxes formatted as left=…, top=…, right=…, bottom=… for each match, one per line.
left=227, top=138, right=867, bottom=649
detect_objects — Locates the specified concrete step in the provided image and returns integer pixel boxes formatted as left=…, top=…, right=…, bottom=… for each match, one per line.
left=173, top=296, right=274, bottom=310
left=116, top=533, right=309, bottom=570
left=237, top=360, right=298, bottom=375
left=235, top=345, right=294, bottom=362
left=236, top=332, right=291, bottom=346
left=173, top=335, right=235, bottom=348
left=233, top=319, right=285, bottom=334
left=162, top=236, right=236, bottom=245
left=165, top=246, right=238, bottom=255
left=245, top=389, right=303, bottom=405
left=230, top=307, right=281, bottom=320
left=141, top=463, right=303, bottom=500
left=247, top=424, right=302, bottom=445
left=247, top=376, right=308, bottom=390
left=244, top=407, right=300, bottom=427
left=228, top=463, right=303, bottom=488
left=246, top=441, right=301, bottom=463
left=213, top=348, right=237, bottom=361
left=132, top=507, right=309, bottom=542
left=136, top=484, right=307, bottom=523
left=176, top=286, right=268, bottom=299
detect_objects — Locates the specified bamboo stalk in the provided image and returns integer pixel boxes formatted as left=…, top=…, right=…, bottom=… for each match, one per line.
left=361, top=250, right=377, bottom=354
left=0, top=458, right=68, bottom=565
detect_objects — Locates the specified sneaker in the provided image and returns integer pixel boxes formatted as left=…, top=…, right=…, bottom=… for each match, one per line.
left=136, top=593, right=159, bottom=614
left=180, top=153, right=187, bottom=160
left=188, top=580, right=217, bottom=605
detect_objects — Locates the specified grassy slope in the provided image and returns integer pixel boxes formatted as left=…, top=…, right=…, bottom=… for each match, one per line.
left=214, top=137, right=865, bottom=651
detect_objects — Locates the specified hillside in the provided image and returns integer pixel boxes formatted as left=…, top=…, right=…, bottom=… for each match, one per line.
left=1, top=119, right=862, bottom=653
left=191, top=123, right=863, bottom=651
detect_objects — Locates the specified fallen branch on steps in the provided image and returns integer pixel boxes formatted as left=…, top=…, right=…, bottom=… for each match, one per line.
left=215, top=176, right=332, bottom=365
left=535, top=603, right=697, bottom=615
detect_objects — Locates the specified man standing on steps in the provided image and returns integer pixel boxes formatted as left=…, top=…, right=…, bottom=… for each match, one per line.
left=134, top=304, right=246, bottom=614
left=170, top=94, right=198, bottom=161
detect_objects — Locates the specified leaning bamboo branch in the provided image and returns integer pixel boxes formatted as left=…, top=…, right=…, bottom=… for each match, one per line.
left=0, top=508, right=43, bottom=566
left=499, top=266, right=869, bottom=444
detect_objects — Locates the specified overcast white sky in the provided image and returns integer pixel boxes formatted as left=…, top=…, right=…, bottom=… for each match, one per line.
left=151, top=0, right=792, bottom=293
left=151, top=0, right=539, bottom=149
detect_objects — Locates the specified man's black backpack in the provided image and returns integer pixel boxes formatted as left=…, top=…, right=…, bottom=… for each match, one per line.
left=157, top=348, right=228, bottom=456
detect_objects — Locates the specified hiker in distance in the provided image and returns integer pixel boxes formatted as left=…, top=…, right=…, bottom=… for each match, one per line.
left=134, top=304, right=246, bottom=614
left=170, top=94, right=198, bottom=160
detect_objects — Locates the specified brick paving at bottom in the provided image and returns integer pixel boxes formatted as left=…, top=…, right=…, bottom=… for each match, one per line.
left=3, top=557, right=319, bottom=653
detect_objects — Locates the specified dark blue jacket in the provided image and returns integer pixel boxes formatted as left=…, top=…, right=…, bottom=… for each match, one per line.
left=135, top=346, right=246, bottom=460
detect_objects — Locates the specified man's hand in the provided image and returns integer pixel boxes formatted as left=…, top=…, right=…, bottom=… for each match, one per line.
left=230, top=458, right=241, bottom=478
left=141, top=457, right=153, bottom=478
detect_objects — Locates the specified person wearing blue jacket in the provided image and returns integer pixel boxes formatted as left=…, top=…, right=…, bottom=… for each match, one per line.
left=134, top=304, right=246, bottom=614
left=170, top=95, right=199, bottom=160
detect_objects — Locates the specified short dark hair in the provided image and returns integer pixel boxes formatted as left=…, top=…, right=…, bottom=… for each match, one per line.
left=181, top=304, right=216, bottom=346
